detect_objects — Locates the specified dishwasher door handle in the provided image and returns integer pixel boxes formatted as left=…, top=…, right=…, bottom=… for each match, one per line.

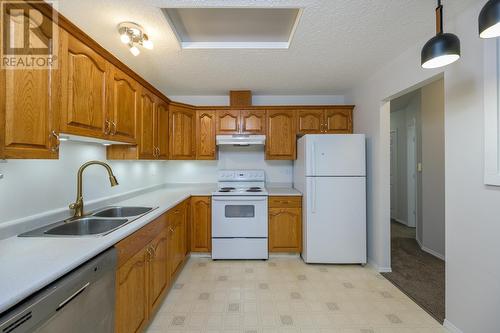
left=56, top=282, right=90, bottom=311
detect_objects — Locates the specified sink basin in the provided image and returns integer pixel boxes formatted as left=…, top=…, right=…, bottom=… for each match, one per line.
left=44, top=218, right=129, bottom=236
left=18, top=206, right=158, bottom=238
left=93, top=206, right=153, bottom=218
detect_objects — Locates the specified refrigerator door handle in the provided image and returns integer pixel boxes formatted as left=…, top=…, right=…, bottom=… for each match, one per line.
left=311, top=142, right=317, bottom=175
left=311, top=177, right=316, bottom=213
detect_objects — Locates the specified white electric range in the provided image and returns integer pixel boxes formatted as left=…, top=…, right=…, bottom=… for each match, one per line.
left=211, top=170, right=269, bottom=260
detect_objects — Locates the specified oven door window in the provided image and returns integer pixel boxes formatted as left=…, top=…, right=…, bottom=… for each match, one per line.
left=225, top=205, right=255, bottom=218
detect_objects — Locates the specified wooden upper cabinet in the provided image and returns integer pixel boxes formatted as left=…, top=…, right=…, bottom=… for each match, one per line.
left=190, top=196, right=211, bottom=252
left=266, top=110, right=296, bottom=160
left=60, top=32, right=108, bottom=138
left=241, top=110, right=266, bottom=134
left=169, top=104, right=196, bottom=160
left=216, top=110, right=240, bottom=134
left=196, top=110, right=216, bottom=160
left=297, top=109, right=324, bottom=134
left=115, top=247, right=148, bottom=333
left=324, top=108, right=353, bottom=133
left=0, top=9, right=60, bottom=159
left=138, top=90, right=156, bottom=159
left=155, top=102, right=169, bottom=160
left=108, top=67, right=138, bottom=143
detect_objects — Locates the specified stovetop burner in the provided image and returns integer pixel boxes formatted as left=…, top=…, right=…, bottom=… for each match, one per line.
left=246, top=188, right=262, bottom=192
left=219, top=187, right=236, bottom=192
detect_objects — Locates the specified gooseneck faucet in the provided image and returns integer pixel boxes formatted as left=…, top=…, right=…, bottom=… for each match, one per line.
left=69, top=161, right=119, bottom=218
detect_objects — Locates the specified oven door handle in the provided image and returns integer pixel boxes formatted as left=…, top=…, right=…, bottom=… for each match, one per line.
left=212, top=196, right=268, bottom=201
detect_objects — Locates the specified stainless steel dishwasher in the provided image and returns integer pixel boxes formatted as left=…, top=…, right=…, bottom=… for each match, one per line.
left=0, top=248, right=117, bottom=333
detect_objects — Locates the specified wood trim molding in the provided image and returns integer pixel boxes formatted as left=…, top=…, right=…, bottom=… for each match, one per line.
left=195, top=105, right=355, bottom=110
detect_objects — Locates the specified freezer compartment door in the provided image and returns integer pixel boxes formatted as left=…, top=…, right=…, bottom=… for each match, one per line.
left=305, top=134, right=366, bottom=177
left=304, top=176, right=366, bottom=264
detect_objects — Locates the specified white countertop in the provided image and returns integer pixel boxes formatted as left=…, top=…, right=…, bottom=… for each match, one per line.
left=267, top=187, right=302, bottom=196
left=0, top=183, right=300, bottom=314
left=0, top=184, right=215, bottom=314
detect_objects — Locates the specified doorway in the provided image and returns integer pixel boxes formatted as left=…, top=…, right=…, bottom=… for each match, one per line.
left=384, top=78, right=446, bottom=323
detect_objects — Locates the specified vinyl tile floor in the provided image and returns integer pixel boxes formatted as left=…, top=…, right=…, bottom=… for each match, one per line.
left=146, top=257, right=446, bottom=333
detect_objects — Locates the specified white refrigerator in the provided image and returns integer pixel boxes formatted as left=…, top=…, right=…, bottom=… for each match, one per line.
left=293, top=134, right=367, bottom=264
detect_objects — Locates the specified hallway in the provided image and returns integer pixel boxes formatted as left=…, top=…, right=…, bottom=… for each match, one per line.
left=382, top=221, right=445, bottom=323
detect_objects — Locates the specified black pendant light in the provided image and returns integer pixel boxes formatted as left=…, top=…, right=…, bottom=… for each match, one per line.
left=479, top=0, right=500, bottom=38
left=421, top=0, right=461, bottom=69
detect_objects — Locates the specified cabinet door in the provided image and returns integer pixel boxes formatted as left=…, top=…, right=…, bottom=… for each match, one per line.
left=240, top=110, right=266, bottom=134
left=196, top=110, right=216, bottom=160
left=266, top=110, right=296, bottom=160
left=149, top=228, right=169, bottom=314
left=155, top=102, right=169, bottom=159
left=269, top=208, right=302, bottom=253
left=115, top=248, right=148, bottom=333
left=190, top=197, right=211, bottom=252
left=216, top=110, right=240, bottom=134
left=60, top=32, right=108, bottom=138
left=108, top=67, right=138, bottom=143
left=169, top=105, right=195, bottom=160
left=297, top=109, right=323, bottom=134
left=324, top=108, right=353, bottom=134
left=0, top=11, right=60, bottom=159
left=138, top=90, right=155, bottom=159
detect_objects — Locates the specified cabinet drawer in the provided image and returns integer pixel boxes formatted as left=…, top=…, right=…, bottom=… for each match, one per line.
left=115, top=214, right=166, bottom=267
left=269, top=196, right=302, bottom=208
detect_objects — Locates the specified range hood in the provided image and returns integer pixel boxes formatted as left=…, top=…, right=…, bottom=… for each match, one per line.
left=216, top=135, right=266, bottom=146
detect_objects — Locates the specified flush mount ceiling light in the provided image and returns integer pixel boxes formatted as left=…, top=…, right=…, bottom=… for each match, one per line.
left=117, top=22, right=153, bottom=56
left=421, top=0, right=460, bottom=69
left=479, top=0, right=500, bottom=38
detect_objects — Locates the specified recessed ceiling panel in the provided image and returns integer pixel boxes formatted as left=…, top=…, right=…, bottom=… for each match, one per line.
left=162, top=8, right=302, bottom=49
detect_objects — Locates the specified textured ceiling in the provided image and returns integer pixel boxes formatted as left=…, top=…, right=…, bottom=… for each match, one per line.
left=57, top=0, right=476, bottom=96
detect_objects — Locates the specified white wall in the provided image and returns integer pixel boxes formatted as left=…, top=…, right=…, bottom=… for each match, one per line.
left=163, top=145, right=293, bottom=184
left=0, top=141, right=167, bottom=226
left=170, top=95, right=346, bottom=106
left=420, top=79, right=445, bottom=258
left=347, top=1, right=500, bottom=331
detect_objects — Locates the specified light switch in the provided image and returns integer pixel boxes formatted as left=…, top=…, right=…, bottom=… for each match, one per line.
left=417, top=163, right=423, bottom=172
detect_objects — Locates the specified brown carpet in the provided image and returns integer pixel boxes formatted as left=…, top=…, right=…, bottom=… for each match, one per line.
left=382, top=221, right=445, bottom=323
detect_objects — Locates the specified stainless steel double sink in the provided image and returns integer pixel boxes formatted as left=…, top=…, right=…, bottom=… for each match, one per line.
left=19, top=206, right=157, bottom=237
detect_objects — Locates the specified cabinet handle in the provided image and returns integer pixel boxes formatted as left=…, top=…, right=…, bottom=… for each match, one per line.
left=150, top=246, right=156, bottom=258
left=50, top=130, right=60, bottom=152
left=104, top=120, right=111, bottom=135
left=111, top=121, right=117, bottom=135
left=156, top=147, right=161, bottom=158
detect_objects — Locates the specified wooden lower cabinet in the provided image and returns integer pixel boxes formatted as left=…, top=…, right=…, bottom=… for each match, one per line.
left=115, top=247, right=149, bottom=333
left=190, top=196, right=211, bottom=252
left=148, top=228, right=170, bottom=314
left=268, top=196, right=302, bottom=253
left=114, top=200, right=189, bottom=333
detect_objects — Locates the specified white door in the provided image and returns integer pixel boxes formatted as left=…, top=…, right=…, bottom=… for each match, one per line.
left=407, top=118, right=417, bottom=228
left=390, top=130, right=398, bottom=219
left=305, top=135, right=366, bottom=177
left=304, top=176, right=366, bottom=264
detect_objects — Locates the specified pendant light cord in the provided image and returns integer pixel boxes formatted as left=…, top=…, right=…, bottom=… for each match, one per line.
left=436, top=0, right=443, bottom=34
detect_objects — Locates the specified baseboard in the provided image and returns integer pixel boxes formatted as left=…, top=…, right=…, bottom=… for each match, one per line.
left=189, top=252, right=212, bottom=258
left=416, top=238, right=445, bottom=260
left=269, top=253, right=300, bottom=258
left=367, top=258, right=392, bottom=273
left=392, top=218, right=408, bottom=226
left=443, top=319, right=464, bottom=333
